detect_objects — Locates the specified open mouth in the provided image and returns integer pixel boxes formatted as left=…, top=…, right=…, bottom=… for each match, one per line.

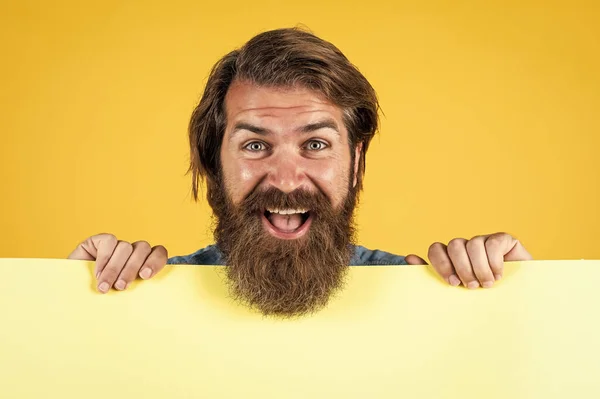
left=261, top=208, right=313, bottom=239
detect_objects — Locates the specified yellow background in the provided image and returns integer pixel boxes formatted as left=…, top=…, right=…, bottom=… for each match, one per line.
left=2, top=258, right=600, bottom=398
left=1, top=0, right=599, bottom=260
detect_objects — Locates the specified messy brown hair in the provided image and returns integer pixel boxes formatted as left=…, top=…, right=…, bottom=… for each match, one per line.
left=188, top=27, right=380, bottom=206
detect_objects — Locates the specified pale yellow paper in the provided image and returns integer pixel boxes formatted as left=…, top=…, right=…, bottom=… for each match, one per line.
left=0, top=258, right=599, bottom=398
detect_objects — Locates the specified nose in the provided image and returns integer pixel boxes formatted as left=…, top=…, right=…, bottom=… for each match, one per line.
left=266, top=151, right=308, bottom=193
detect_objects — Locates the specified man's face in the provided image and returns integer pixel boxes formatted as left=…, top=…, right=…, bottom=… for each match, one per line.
left=211, top=80, right=361, bottom=317
left=220, top=80, right=359, bottom=217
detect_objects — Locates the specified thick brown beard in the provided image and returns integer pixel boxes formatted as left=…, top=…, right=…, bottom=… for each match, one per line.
left=210, top=182, right=358, bottom=318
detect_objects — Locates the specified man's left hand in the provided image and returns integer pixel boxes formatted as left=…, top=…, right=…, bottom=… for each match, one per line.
left=405, top=233, right=532, bottom=289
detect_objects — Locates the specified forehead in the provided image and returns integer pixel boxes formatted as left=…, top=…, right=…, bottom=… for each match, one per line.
left=224, top=80, right=345, bottom=124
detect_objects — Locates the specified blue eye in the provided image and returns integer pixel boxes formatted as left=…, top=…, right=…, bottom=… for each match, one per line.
left=305, top=140, right=328, bottom=151
left=245, top=142, right=267, bottom=151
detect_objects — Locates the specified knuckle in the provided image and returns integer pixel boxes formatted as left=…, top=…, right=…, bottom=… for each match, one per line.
left=485, top=237, right=502, bottom=250
left=117, top=240, right=133, bottom=254
left=133, top=240, right=152, bottom=253
left=490, top=232, right=510, bottom=242
left=428, top=242, right=445, bottom=254
left=153, top=245, right=169, bottom=258
left=447, top=238, right=466, bottom=252
left=465, top=238, right=479, bottom=252
left=427, top=242, right=446, bottom=265
left=101, top=268, right=120, bottom=283
left=101, top=233, right=118, bottom=245
left=469, top=235, right=485, bottom=243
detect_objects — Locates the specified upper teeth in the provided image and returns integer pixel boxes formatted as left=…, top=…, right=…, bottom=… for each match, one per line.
left=267, top=208, right=308, bottom=215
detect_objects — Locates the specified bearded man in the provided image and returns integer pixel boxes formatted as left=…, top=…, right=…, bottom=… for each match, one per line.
left=68, top=28, right=533, bottom=317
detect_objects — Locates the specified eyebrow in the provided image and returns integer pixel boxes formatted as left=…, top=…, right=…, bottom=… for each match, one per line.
left=230, top=118, right=340, bottom=138
left=299, top=120, right=339, bottom=134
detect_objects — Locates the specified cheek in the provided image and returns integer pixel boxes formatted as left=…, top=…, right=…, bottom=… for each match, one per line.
left=240, top=168, right=253, bottom=183
left=315, top=151, right=349, bottom=183
left=318, top=165, right=338, bottom=184
left=310, top=160, right=350, bottom=205
left=225, top=161, right=264, bottom=203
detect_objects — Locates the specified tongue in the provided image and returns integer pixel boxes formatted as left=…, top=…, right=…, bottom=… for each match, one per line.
left=268, top=213, right=303, bottom=232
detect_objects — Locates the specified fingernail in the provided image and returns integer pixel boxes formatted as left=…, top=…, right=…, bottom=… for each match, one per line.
left=495, top=274, right=502, bottom=281
left=98, top=282, right=109, bottom=293
left=448, top=274, right=461, bottom=286
left=482, top=281, right=494, bottom=288
left=96, top=272, right=100, bottom=279
left=140, top=268, right=152, bottom=279
left=467, top=281, right=480, bottom=289
left=114, top=280, right=126, bottom=290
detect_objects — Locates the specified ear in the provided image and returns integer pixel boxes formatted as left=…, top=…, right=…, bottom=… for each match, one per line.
left=352, top=142, right=363, bottom=188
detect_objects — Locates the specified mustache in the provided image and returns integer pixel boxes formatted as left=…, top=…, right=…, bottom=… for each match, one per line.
left=240, top=186, right=332, bottom=214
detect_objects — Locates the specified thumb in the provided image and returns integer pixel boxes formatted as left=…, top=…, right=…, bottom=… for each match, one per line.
left=405, top=254, right=428, bottom=265
left=67, top=233, right=117, bottom=261
left=68, top=246, right=96, bottom=261
left=68, top=234, right=119, bottom=279
left=503, top=238, right=533, bottom=262
left=68, top=241, right=97, bottom=261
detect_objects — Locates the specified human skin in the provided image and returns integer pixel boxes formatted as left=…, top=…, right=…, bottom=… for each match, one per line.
left=68, top=83, right=533, bottom=293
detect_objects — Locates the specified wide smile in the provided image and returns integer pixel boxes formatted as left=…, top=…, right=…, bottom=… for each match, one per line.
left=261, top=208, right=313, bottom=240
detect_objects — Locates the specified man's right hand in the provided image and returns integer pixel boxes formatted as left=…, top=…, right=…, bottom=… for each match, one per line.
left=68, top=233, right=168, bottom=293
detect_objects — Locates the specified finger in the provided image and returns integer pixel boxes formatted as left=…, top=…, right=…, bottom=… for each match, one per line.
left=67, top=242, right=96, bottom=261
left=447, top=238, right=479, bottom=289
left=138, top=245, right=168, bottom=280
left=503, top=237, right=533, bottom=262
left=68, top=233, right=117, bottom=265
left=114, top=241, right=152, bottom=291
left=405, top=254, right=428, bottom=265
left=97, top=241, right=133, bottom=293
left=79, top=234, right=119, bottom=278
left=465, top=235, right=495, bottom=288
left=485, top=233, right=533, bottom=280
left=427, top=242, right=461, bottom=287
